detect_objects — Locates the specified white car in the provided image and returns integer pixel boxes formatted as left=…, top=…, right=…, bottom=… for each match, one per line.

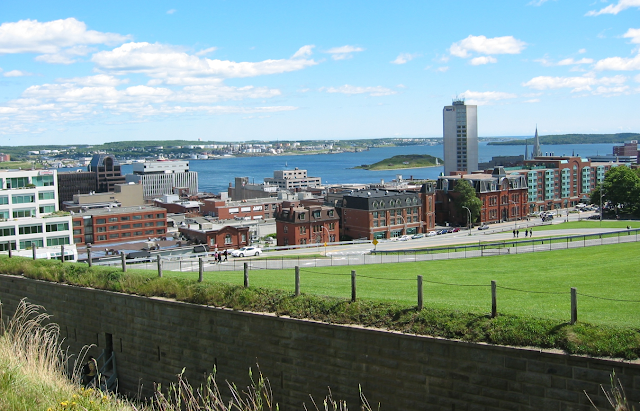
left=399, top=235, right=411, bottom=241
left=426, top=231, right=438, bottom=237
left=231, top=246, right=262, bottom=257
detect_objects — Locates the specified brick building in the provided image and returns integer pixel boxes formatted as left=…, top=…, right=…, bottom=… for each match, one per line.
left=419, top=182, right=437, bottom=231
left=328, top=189, right=423, bottom=240
left=274, top=201, right=339, bottom=246
left=71, top=206, right=167, bottom=246
left=178, top=224, right=250, bottom=250
left=436, top=167, right=528, bottom=226
left=201, top=197, right=281, bottom=221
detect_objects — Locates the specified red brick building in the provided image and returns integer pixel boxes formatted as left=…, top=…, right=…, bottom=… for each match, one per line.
left=419, top=182, right=437, bottom=231
left=274, top=201, right=339, bottom=246
left=178, top=224, right=250, bottom=250
left=201, top=198, right=281, bottom=221
left=436, top=167, right=528, bottom=226
left=72, top=206, right=167, bottom=246
left=327, top=189, right=423, bottom=240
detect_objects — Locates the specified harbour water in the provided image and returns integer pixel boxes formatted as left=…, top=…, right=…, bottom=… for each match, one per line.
left=120, top=142, right=615, bottom=194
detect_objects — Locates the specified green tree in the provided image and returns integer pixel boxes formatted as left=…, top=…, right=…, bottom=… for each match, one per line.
left=590, top=166, right=640, bottom=216
left=453, top=179, right=482, bottom=225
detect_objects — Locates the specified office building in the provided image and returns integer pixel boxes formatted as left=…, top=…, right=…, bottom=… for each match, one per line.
left=264, top=168, right=321, bottom=190
left=0, top=169, right=74, bottom=258
left=125, top=160, right=198, bottom=199
left=443, top=99, right=478, bottom=176
left=274, top=201, right=339, bottom=246
left=57, top=154, right=126, bottom=208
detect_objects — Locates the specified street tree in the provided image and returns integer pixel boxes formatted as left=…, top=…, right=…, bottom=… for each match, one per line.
left=453, top=179, right=482, bottom=225
left=590, top=166, right=640, bottom=216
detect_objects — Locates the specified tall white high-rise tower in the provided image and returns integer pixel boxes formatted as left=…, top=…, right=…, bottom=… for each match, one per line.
left=443, top=99, right=478, bottom=176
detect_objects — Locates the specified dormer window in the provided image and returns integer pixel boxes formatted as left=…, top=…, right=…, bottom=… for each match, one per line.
left=328, top=210, right=334, bottom=217
left=313, top=210, right=321, bottom=219
left=299, top=213, right=306, bottom=220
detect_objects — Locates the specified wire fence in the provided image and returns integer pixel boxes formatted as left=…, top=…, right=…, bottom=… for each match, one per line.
left=99, top=227, right=640, bottom=273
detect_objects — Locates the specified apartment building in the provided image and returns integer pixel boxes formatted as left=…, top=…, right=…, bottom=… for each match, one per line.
left=443, top=99, right=478, bottom=175
left=125, top=160, right=198, bottom=199
left=264, top=168, right=322, bottom=190
left=0, top=169, right=74, bottom=258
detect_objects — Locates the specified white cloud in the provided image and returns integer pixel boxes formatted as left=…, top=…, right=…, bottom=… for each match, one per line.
left=578, top=48, right=587, bottom=54
left=591, top=85, right=630, bottom=95
left=524, top=99, right=541, bottom=103
left=92, top=42, right=318, bottom=81
left=522, top=74, right=627, bottom=92
left=436, top=66, right=449, bottom=72
left=322, top=85, right=396, bottom=96
left=586, top=0, right=640, bottom=16
left=458, top=90, right=517, bottom=105
left=449, top=35, right=526, bottom=58
left=3, top=70, right=31, bottom=77
left=391, top=53, right=419, bottom=64
left=594, top=54, right=640, bottom=70
left=324, top=45, right=364, bottom=60
left=0, top=18, right=129, bottom=63
left=167, top=9, right=177, bottom=14
left=195, top=47, right=218, bottom=56
left=470, top=56, right=497, bottom=65
left=61, top=74, right=129, bottom=87
left=558, top=57, right=594, bottom=65
left=292, top=45, right=314, bottom=59
left=623, top=28, right=640, bottom=44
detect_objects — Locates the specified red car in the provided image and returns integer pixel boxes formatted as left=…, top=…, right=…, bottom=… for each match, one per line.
left=449, top=227, right=460, bottom=233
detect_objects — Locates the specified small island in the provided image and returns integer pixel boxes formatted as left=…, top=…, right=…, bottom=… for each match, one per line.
left=354, top=154, right=442, bottom=170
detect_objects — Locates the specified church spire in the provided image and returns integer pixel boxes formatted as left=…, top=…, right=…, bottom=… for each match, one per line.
left=532, top=125, right=542, bottom=158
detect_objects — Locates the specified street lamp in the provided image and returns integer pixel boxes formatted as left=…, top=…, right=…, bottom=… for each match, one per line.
left=599, top=181, right=603, bottom=226
left=321, top=226, right=331, bottom=256
left=462, top=206, right=471, bottom=236
left=396, top=214, right=407, bottom=236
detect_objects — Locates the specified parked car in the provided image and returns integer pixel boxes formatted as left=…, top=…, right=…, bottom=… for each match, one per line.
left=126, top=250, right=152, bottom=261
left=192, top=245, right=209, bottom=253
left=477, top=224, right=489, bottom=230
left=399, top=235, right=411, bottom=241
left=231, top=246, right=262, bottom=257
left=426, top=231, right=438, bottom=237
left=411, top=233, right=425, bottom=239
left=437, top=229, right=448, bottom=235
left=448, top=227, right=460, bottom=233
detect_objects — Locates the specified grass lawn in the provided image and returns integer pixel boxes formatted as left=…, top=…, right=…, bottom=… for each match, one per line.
left=534, top=220, right=640, bottom=231
left=152, top=241, right=640, bottom=328
left=0, top=161, right=34, bottom=169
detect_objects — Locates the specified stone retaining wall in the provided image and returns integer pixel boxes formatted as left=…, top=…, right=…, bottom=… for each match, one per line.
left=1, top=275, right=638, bottom=411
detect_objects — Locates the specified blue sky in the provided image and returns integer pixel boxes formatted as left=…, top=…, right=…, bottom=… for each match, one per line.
left=0, top=0, right=639, bottom=145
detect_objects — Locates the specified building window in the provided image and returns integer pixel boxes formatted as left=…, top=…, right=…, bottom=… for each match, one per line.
left=109, top=233, right=119, bottom=239
left=380, top=218, right=386, bottom=226
left=97, top=235, right=107, bottom=241
left=373, top=211, right=378, bottom=218
left=133, top=215, right=142, bottom=220
left=19, top=224, right=42, bottom=235
left=283, top=225, right=288, bottom=233
left=144, top=230, right=154, bottom=235
left=73, top=229, right=81, bottom=235
left=38, top=191, right=55, bottom=200
left=133, top=223, right=142, bottom=228
left=108, top=217, right=118, bottom=222
left=96, top=218, right=106, bottom=224
left=225, top=234, right=232, bottom=244
left=373, top=221, right=378, bottom=227
left=121, top=224, right=130, bottom=229
left=120, top=216, right=130, bottom=221
left=122, top=232, right=131, bottom=237
left=156, top=229, right=165, bottom=234
left=145, top=222, right=154, bottom=227
left=32, top=175, right=54, bottom=187
left=156, top=213, right=164, bottom=219
left=299, top=213, right=306, bottom=220
left=313, top=210, right=321, bottom=218
left=39, top=205, right=56, bottom=214
left=0, top=196, right=8, bottom=205
left=46, top=222, right=69, bottom=232
left=329, top=222, right=335, bottom=230
left=241, top=234, right=246, bottom=243
left=134, top=231, right=143, bottom=236
left=47, top=236, right=70, bottom=246
left=328, top=210, right=334, bottom=217
left=12, top=194, right=35, bottom=204
left=299, top=226, right=306, bottom=234
left=73, top=220, right=82, bottom=227
left=109, top=225, right=118, bottom=230
left=7, top=177, right=29, bottom=189
left=20, top=239, right=43, bottom=249
left=156, top=221, right=164, bottom=226
left=0, top=227, right=16, bottom=236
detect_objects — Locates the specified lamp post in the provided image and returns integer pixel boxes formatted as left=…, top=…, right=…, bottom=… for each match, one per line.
left=462, top=206, right=471, bottom=236
left=396, top=214, right=407, bottom=236
left=321, top=225, right=331, bottom=256
left=599, top=181, right=603, bottom=226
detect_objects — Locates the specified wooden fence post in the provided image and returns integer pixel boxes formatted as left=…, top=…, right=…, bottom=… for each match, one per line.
left=198, top=258, right=204, bottom=282
left=417, top=275, right=423, bottom=311
left=295, top=266, right=300, bottom=296
left=157, top=255, right=163, bottom=278
left=87, top=246, right=92, bottom=267
left=7, top=242, right=12, bottom=258
left=244, top=262, right=249, bottom=288
left=121, top=253, right=127, bottom=272
left=570, top=287, right=577, bottom=325
left=491, top=280, right=497, bottom=318
left=351, top=270, right=357, bottom=302
left=32, top=245, right=37, bottom=260
left=60, top=245, right=65, bottom=263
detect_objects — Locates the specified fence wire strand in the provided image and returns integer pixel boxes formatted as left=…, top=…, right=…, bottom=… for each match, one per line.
left=577, top=292, right=640, bottom=303
left=496, top=285, right=566, bottom=295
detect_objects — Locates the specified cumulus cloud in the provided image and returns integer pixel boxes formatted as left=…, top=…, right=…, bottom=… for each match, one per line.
left=0, top=18, right=129, bottom=63
left=324, top=45, right=364, bottom=60
left=449, top=35, right=526, bottom=59
left=92, top=42, right=318, bottom=81
left=594, top=54, right=640, bottom=70
left=3, top=70, right=31, bottom=77
left=391, top=53, right=419, bottom=64
left=458, top=90, right=517, bottom=105
left=470, top=56, right=497, bottom=65
left=321, top=85, right=396, bottom=96
left=586, top=0, right=640, bottom=16
left=623, top=28, right=640, bottom=44
left=558, top=57, right=594, bottom=65
left=292, top=45, right=314, bottom=59
left=522, top=74, right=627, bottom=92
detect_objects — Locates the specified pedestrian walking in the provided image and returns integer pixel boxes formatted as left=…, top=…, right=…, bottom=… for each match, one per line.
left=513, top=230, right=516, bottom=238
left=516, top=230, right=519, bottom=238
left=223, top=249, right=228, bottom=261
left=529, top=229, right=533, bottom=237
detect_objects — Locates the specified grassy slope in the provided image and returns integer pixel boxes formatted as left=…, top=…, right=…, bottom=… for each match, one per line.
left=2, top=240, right=640, bottom=359
left=355, top=154, right=440, bottom=170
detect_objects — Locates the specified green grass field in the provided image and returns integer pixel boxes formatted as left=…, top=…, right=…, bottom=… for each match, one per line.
left=152, top=241, right=640, bottom=328
left=534, top=220, right=639, bottom=231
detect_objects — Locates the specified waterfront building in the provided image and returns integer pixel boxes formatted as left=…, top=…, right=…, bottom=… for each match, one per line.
left=125, top=160, right=198, bottom=199
left=71, top=205, right=167, bottom=246
left=436, top=167, right=528, bottom=226
left=443, top=99, right=478, bottom=176
left=228, top=176, right=277, bottom=201
left=264, top=168, right=321, bottom=190
left=328, top=189, right=423, bottom=240
left=274, top=200, right=339, bottom=246
left=613, top=140, right=639, bottom=158
left=201, top=197, right=282, bottom=221
left=0, top=169, right=74, bottom=258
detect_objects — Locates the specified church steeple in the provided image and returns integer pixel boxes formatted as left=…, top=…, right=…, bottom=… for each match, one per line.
left=532, top=126, right=542, bottom=158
